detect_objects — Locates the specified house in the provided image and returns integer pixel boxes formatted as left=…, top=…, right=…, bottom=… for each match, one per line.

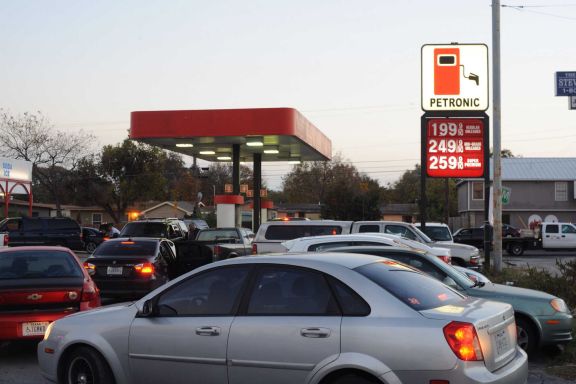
left=272, top=203, right=322, bottom=220
left=456, top=158, right=576, bottom=229
left=138, top=201, right=199, bottom=220
left=379, top=203, right=418, bottom=222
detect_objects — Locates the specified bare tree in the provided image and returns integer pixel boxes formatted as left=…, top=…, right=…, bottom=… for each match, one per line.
left=0, top=110, right=95, bottom=216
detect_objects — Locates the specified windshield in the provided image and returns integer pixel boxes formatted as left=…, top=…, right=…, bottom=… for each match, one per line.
left=197, top=229, right=240, bottom=241
left=0, top=251, right=83, bottom=279
left=411, top=225, right=434, bottom=243
left=120, top=222, right=167, bottom=238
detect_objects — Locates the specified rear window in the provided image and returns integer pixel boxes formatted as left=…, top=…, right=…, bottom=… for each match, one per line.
left=0, top=250, right=82, bottom=279
left=265, top=225, right=343, bottom=241
left=120, top=222, right=167, bottom=238
left=421, top=226, right=452, bottom=242
left=197, top=229, right=240, bottom=241
left=94, top=241, right=157, bottom=257
left=355, top=262, right=465, bottom=311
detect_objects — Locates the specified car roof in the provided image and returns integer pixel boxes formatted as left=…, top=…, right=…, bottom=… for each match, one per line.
left=216, top=252, right=388, bottom=270
left=0, top=245, right=74, bottom=253
left=326, top=245, right=427, bottom=255
left=103, top=237, right=162, bottom=243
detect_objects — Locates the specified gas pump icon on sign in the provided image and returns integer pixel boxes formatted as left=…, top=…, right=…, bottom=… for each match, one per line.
left=434, top=48, right=479, bottom=95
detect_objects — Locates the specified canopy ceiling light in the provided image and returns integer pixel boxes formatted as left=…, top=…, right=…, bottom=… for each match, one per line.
left=199, top=150, right=216, bottom=155
left=263, top=146, right=280, bottom=154
left=246, top=137, right=264, bottom=147
left=217, top=156, right=232, bottom=161
left=288, top=159, right=301, bottom=165
left=175, top=143, right=194, bottom=148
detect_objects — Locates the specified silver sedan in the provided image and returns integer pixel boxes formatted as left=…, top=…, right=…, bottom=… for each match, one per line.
left=38, top=253, right=528, bottom=384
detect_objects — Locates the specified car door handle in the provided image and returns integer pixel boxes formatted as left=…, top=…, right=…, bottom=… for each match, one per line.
left=195, top=326, right=221, bottom=336
left=300, top=328, right=331, bottom=338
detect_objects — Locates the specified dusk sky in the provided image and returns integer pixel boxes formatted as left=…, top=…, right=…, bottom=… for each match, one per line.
left=1, top=1, right=575, bottom=190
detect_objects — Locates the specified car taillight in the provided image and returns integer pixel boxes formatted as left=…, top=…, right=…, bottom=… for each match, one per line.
left=81, top=281, right=101, bottom=308
left=443, top=321, right=483, bottom=361
left=135, top=263, right=154, bottom=275
left=438, top=255, right=451, bottom=264
left=3, top=234, right=8, bottom=246
left=252, top=243, right=257, bottom=255
left=83, top=262, right=96, bottom=276
left=213, top=245, right=221, bottom=259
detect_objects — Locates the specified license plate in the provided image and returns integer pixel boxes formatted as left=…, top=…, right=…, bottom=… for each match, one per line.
left=495, top=329, right=510, bottom=356
left=107, top=266, right=123, bottom=275
left=22, top=321, right=49, bottom=337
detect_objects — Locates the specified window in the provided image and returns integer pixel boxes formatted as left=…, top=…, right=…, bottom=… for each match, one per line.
left=562, top=225, right=576, bottom=234
left=308, top=241, right=351, bottom=252
left=246, top=266, right=338, bottom=315
left=328, top=278, right=370, bottom=316
left=0, top=250, right=82, bottom=279
left=156, top=266, right=250, bottom=316
left=385, top=225, right=417, bottom=240
left=24, top=219, right=44, bottom=231
left=265, top=225, right=343, bottom=240
left=545, top=225, right=559, bottom=234
left=94, top=241, right=157, bottom=257
left=51, top=218, right=79, bottom=230
left=472, top=181, right=484, bottom=200
left=92, top=213, right=102, bottom=227
left=555, top=182, right=568, bottom=201
left=358, top=224, right=380, bottom=233
left=355, top=262, right=465, bottom=311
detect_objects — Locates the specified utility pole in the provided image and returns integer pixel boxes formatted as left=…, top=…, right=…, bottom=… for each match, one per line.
left=492, top=0, right=503, bottom=272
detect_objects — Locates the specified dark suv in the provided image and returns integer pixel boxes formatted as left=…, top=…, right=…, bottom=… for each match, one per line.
left=0, top=217, right=84, bottom=251
left=119, top=218, right=189, bottom=241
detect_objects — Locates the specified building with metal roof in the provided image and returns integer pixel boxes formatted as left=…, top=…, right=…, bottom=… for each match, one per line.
left=456, top=158, right=576, bottom=230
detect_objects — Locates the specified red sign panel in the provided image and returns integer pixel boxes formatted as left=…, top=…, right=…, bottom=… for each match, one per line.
left=426, top=118, right=484, bottom=178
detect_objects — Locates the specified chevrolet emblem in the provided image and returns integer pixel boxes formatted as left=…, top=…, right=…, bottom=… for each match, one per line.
left=27, top=293, right=43, bottom=301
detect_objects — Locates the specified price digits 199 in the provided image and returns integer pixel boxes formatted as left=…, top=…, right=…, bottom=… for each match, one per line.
left=430, top=122, right=464, bottom=137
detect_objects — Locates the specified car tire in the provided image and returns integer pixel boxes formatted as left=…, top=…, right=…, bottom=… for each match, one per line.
left=63, top=346, right=115, bottom=384
left=330, top=373, right=380, bottom=384
left=507, top=243, right=524, bottom=256
left=516, top=316, right=538, bottom=355
left=85, top=242, right=97, bottom=253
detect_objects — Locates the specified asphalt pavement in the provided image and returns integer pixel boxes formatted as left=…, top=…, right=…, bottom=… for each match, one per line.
left=0, top=340, right=573, bottom=384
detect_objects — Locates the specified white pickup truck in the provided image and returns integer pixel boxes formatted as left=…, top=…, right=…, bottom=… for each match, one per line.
left=501, top=222, right=576, bottom=256
left=350, top=221, right=481, bottom=268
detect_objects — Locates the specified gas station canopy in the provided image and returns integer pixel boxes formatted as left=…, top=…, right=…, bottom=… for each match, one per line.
left=129, top=108, right=331, bottom=162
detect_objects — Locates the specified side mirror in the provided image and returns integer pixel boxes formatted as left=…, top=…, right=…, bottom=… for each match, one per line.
left=138, top=299, right=156, bottom=317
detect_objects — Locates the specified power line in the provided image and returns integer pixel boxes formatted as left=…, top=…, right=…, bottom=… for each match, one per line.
left=502, top=3, right=576, bottom=20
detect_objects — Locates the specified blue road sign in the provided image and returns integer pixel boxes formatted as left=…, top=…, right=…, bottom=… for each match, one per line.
left=556, top=72, right=576, bottom=96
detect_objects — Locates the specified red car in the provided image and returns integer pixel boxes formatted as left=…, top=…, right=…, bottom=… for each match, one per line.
left=0, top=246, right=100, bottom=341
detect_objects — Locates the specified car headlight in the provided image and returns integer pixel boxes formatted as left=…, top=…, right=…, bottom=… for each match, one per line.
left=550, top=298, right=569, bottom=313
left=43, top=322, right=55, bottom=341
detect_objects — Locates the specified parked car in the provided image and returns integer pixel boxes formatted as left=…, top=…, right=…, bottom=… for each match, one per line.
left=282, top=233, right=453, bottom=264
left=120, top=218, right=189, bottom=241
left=82, top=227, right=106, bottom=253
left=39, top=253, right=527, bottom=384
left=0, top=217, right=84, bottom=251
left=452, top=227, right=485, bottom=249
left=351, top=221, right=481, bottom=268
left=328, top=245, right=573, bottom=354
left=0, top=246, right=100, bottom=341
left=252, top=220, right=354, bottom=254
left=414, top=222, right=454, bottom=242
left=83, top=237, right=177, bottom=299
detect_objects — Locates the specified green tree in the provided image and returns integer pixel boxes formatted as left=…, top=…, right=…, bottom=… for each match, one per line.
left=74, top=140, right=184, bottom=223
left=389, top=164, right=458, bottom=221
left=281, top=155, right=382, bottom=220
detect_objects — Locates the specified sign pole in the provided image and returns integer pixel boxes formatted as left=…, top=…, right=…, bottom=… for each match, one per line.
left=420, top=114, right=427, bottom=230
left=492, top=0, right=503, bottom=272
left=483, top=113, right=491, bottom=268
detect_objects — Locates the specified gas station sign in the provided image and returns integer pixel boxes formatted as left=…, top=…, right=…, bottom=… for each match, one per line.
left=426, top=118, right=485, bottom=178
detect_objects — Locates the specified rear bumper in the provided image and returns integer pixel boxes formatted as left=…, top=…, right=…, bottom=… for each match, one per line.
left=0, top=312, right=75, bottom=341
left=93, top=278, right=159, bottom=298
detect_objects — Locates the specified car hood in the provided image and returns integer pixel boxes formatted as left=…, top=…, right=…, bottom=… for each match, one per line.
left=471, top=282, right=556, bottom=301
left=62, top=301, right=135, bottom=320
left=431, top=242, right=479, bottom=257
